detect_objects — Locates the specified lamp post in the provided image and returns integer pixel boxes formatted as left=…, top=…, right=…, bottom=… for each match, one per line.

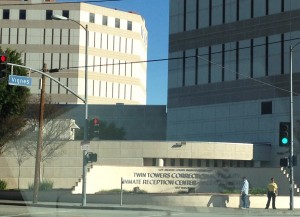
left=52, top=14, right=89, bottom=206
left=288, top=42, right=300, bottom=210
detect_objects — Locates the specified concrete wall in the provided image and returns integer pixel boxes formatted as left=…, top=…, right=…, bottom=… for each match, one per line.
left=72, top=165, right=293, bottom=195
left=1, top=140, right=298, bottom=196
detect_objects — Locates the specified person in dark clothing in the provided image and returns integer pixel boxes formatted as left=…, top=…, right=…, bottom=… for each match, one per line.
left=265, top=178, right=278, bottom=209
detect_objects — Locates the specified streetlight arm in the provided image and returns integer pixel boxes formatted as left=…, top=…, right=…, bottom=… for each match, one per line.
left=51, top=14, right=87, bottom=31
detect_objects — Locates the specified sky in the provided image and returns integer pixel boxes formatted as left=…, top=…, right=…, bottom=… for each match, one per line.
left=60, top=0, right=170, bottom=105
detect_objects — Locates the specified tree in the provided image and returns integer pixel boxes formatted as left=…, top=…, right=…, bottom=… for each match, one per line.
left=0, top=48, right=30, bottom=154
left=22, top=97, right=71, bottom=179
left=7, top=138, right=30, bottom=189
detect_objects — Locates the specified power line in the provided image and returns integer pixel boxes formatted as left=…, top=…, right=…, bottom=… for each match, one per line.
left=58, top=36, right=300, bottom=96
left=59, top=53, right=300, bottom=97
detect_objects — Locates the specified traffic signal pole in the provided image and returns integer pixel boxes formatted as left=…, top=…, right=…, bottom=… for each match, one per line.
left=289, top=44, right=296, bottom=210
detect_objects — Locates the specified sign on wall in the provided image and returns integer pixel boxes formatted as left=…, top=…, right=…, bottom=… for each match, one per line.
left=73, top=166, right=219, bottom=194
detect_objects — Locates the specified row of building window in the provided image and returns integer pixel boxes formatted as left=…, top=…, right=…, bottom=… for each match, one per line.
left=42, top=78, right=133, bottom=101
left=173, top=0, right=300, bottom=32
left=2, top=9, right=133, bottom=31
left=172, top=34, right=300, bottom=87
left=149, top=158, right=255, bottom=168
left=0, top=28, right=135, bottom=56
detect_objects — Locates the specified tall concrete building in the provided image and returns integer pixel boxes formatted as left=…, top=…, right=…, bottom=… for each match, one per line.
left=0, top=0, right=148, bottom=104
left=168, top=0, right=300, bottom=161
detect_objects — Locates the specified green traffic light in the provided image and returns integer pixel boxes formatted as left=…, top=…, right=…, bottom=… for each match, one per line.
left=281, top=138, right=288, bottom=145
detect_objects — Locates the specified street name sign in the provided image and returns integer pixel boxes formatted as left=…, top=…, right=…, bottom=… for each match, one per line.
left=9, top=75, right=32, bottom=87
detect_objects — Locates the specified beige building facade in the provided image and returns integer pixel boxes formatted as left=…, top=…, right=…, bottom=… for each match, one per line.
left=0, top=0, right=148, bottom=104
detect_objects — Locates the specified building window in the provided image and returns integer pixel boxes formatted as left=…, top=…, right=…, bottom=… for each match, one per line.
left=3, top=9, right=10, bottom=19
left=19, top=10, right=26, bottom=20
left=62, top=10, right=69, bottom=18
left=214, top=160, right=218, bottom=167
left=180, top=159, right=184, bottom=166
left=46, top=10, right=53, bottom=20
left=115, top=18, right=120, bottom=28
left=205, top=160, right=210, bottom=167
left=90, top=13, right=95, bottom=23
left=261, top=101, right=272, bottom=115
left=171, top=159, right=175, bottom=166
left=127, top=21, right=132, bottom=30
left=188, top=159, right=193, bottom=167
left=102, top=15, right=108, bottom=25
left=197, top=159, right=201, bottom=167
left=152, top=158, right=156, bottom=166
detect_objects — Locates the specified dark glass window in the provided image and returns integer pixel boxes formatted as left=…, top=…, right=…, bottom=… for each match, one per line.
left=205, top=160, right=210, bottom=167
left=261, top=101, right=272, bottom=115
left=197, top=159, right=201, bottom=167
left=115, top=18, right=120, bottom=28
left=102, top=16, right=108, bottom=25
left=62, top=10, right=69, bottom=18
left=171, top=159, right=175, bottom=166
left=180, top=159, right=184, bottom=166
left=127, top=21, right=132, bottom=30
left=188, top=159, right=193, bottom=167
left=3, top=9, right=10, bottom=19
left=19, top=10, right=26, bottom=20
left=152, top=158, right=156, bottom=166
left=46, top=10, right=53, bottom=20
left=90, top=13, right=95, bottom=23
left=214, top=160, right=218, bottom=167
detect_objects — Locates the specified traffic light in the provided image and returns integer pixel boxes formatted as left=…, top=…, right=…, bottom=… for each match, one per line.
left=280, top=157, right=289, bottom=167
left=93, top=118, right=100, bottom=135
left=279, top=122, right=291, bottom=146
left=0, top=53, right=8, bottom=78
left=92, top=118, right=100, bottom=138
left=85, top=152, right=97, bottom=163
left=88, top=118, right=100, bottom=139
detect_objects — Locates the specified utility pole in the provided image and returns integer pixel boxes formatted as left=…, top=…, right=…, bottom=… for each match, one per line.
left=32, top=63, right=47, bottom=204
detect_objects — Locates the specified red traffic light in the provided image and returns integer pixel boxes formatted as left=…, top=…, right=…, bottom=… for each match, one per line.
left=93, top=118, right=100, bottom=125
left=0, top=54, right=8, bottom=63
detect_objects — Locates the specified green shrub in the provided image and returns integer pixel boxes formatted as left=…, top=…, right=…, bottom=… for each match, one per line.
left=220, top=188, right=240, bottom=194
left=28, top=179, right=53, bottom=191
left=96, top=188, right=147, bottom=194
left=249, top=187, right=267, bottom=195
left=39, top=179, right=53, bottom=191
left=220, top=187, right=267, bottom=195
left=0, top=180, right=7, bottom=190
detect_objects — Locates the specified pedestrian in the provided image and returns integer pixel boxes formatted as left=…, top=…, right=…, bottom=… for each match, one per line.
left=265, top=177, right=278, bottom=209
left=240, top=176, right=249, bottom=209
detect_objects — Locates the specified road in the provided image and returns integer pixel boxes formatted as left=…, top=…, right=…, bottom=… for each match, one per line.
left=0, top=204, right=300, bottom=217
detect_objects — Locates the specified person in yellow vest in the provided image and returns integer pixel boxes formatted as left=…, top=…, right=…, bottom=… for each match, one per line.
left=265, top=178, right=278, bottom=209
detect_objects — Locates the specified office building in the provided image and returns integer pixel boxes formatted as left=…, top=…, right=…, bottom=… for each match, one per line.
left=0, top=0, right=148, bottom=104
left=168, top=0, right=300, bottom=164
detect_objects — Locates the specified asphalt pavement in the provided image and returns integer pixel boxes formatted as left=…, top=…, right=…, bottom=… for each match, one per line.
left=1, top=199, right=300, bottom=216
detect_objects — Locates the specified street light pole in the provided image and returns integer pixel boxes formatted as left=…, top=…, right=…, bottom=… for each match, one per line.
left=52, top=14, right=89, bottom=206
left=82, top=24, right=89, bottom=207
left=288, top=42, right=300, bottom=210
